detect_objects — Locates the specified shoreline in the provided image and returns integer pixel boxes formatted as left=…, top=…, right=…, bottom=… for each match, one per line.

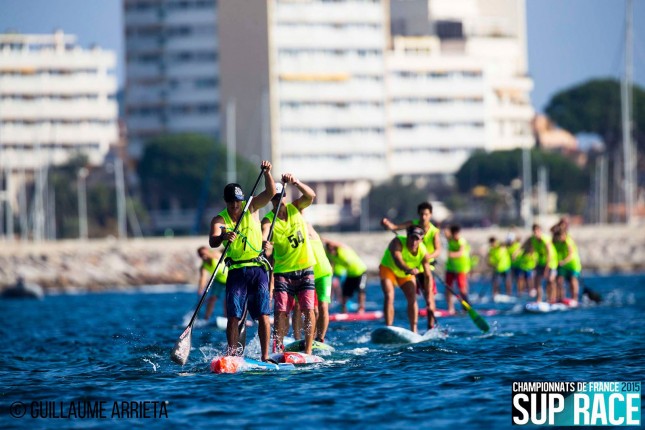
left=1, top=225, right=644, bottom=293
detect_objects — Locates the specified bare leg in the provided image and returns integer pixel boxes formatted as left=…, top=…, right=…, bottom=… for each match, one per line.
left=226, top=317, right=241, bottom=355
left=303, top=309, right=315, bottom=354
left=292, top=302, right=302, bottom=340
left=492, top=274, right=499, bottom=296
left=316, top=301, right=329, bottom=342
left=258, top=315, right=271, bottom=361
left=423, top=279, right=436, bottom=330
left=505, top=273, right=512, bottom=296
left=204, top=297, right=216, bottom=320
left=570, top=277, right=579, bottom=301
left=401, top=281, right=418, bottom=333
left=535, top=271, right=544, bottom=302
left=381, top=278, right=395, bottom=326
left=274, top=311, right=289, bottom=351
left=358, top=291, right=366, bottom=313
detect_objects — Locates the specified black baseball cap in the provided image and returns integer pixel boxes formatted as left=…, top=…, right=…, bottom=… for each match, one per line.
left=223, top=183, right=244, bottom=202
left=407, top=225, right=425, bottom=239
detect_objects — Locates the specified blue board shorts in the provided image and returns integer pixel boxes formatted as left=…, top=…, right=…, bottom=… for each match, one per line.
left=225, top=266, right=271, bottom=320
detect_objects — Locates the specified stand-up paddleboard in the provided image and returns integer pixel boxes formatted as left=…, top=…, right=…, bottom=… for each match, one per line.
left=210, top=356, right=295, bottom=374
left=370, top=326, right=442, bottom=344
left=269, top=351, right=324, bottom=364
left=329, top=310, right=383, bottom=322
left=418, top=308, right=499, bottom=318
left=524, top=299, right=578, bottom=314
left=493, top=294, right=518, bottom=304
left=284, top=339, right=335, bottom=353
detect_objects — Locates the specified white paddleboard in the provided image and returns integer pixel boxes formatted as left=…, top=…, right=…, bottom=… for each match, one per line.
left=370, top=326, right=442, bottom=344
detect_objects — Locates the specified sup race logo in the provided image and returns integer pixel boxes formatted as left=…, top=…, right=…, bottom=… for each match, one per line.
left=512, top=381, right=641, bottom=426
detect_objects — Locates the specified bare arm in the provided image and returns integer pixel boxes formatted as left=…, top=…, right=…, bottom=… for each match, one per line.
left=283, top=173, right=315, bottom=212
left=250, top=160, right=276, bottom=213
left=261, top=217, right=274, bottom=257
left=381, top=218, right=413, bottom=232
left=421, top=254, right=432, bottom=289
left=428, top=231, right=441, bottom=260
left=209, top=215, right=232, bottom=248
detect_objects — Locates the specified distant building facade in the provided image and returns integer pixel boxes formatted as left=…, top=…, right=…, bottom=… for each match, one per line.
left=0, top=30, right=117, bottom=212
left=0, top=31, right=117, bottom=170
left=388, top=0, right=534, bottom=175
left=123, top=0, right=220, bottom=157
left=218, top=0, right=534, bottom=226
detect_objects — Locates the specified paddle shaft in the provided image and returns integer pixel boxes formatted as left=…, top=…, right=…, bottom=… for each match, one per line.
left=186, top=168, right=267, bottom=330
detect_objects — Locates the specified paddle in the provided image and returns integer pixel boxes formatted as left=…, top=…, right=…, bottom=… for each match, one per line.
left=170, top=167, right=267, bottom=365
left=580, top=278, right=602, bottom=303
left=432, top=270, right=490, bottom=333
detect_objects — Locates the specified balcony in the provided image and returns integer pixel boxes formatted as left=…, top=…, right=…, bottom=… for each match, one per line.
left=279, top=106, right=385, bottom=128
left=1, top=100, right=117, bottom=120
left=275, top=3, right=384, bottom=24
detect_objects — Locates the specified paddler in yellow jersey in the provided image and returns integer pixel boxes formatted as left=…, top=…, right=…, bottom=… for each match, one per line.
left=486, top=237, right=511, bottom=297
left=379, top=225, right=436, bottom=332
left=381, top=201, right=442, bottom=298
left=444, top=224, right=471, bottom=314
left=209, top=160, right=276, bottom=362
left=529, top=224, right=558, bottom=303
left=307, top=223, right=333, bottom=344
left=262, top=174, right=317, bottom=355
left=552, top=227, right=582, bottom=304
left=197, top=246, right=228, bottom=321
left=324, top=239, right=368, bottom=314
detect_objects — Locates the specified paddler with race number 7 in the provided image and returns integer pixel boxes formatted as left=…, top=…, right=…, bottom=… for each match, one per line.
left=261, top=174, right=318, bottom=355
left=208, top=160, right=276, bottom=362
left=379, top=225, right=436, bottom=333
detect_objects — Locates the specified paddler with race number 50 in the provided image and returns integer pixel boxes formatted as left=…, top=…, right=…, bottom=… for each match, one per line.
left=261, top=174, right=318, bottom=355
left=208, top=160, right=276, bottom=362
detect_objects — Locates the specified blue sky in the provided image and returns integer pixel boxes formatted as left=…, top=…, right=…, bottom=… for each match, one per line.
left=1, top=0, right=644, bottom=111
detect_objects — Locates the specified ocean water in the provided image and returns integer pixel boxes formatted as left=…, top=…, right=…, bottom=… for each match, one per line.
left=1, top=274, right=643, bottom=429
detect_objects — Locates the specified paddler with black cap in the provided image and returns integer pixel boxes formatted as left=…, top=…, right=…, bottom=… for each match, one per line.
left=209, top=160, right=276, bottom=362
left=379, top=225, right=436, bottom=333
left=262, top=173, right=318, bottom=355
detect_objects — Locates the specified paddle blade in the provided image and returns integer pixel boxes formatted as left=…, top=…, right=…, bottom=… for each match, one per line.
left=170, top=326, right=192, bottom=365
left=461, top=300, right=490, bottom=333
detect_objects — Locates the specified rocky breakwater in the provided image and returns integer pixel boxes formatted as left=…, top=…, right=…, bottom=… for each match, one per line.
left=0, top=225, right=643, bottom=293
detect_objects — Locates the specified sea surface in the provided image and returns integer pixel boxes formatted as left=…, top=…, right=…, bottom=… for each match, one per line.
left=1, top=274, right=643, bottom=429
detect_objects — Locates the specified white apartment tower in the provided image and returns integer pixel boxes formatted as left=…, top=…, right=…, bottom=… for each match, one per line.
left=0, top=31, right=117, bottom=210
left=219, top=0, right=390, bottom=225
left=388, top=0, right=534, bottom=174
left=124, top=0, right=220, bottom=156
left=219, top=0, right=533, bottom=225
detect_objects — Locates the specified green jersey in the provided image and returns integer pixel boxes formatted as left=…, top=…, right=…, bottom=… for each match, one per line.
left=219, top=204, right=263, bottom=270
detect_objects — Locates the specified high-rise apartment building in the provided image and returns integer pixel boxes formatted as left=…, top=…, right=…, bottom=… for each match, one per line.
left=0, top=31, right=117, bottom=210
left=219, top=0, right=390, bottom=225
left=0, top=31, right=117, bottom=169
left=388, top=0, right=534, bottom=175
left=124, top=0, right=220, bottom=157
left=218, top=0, right=533, bottom=225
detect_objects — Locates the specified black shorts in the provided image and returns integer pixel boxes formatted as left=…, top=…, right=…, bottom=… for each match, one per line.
left=342, top=273, right=366, bottom=298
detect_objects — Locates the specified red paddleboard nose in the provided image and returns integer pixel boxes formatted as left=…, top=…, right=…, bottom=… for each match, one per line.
left=211, top=356, right=240, bottom=374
